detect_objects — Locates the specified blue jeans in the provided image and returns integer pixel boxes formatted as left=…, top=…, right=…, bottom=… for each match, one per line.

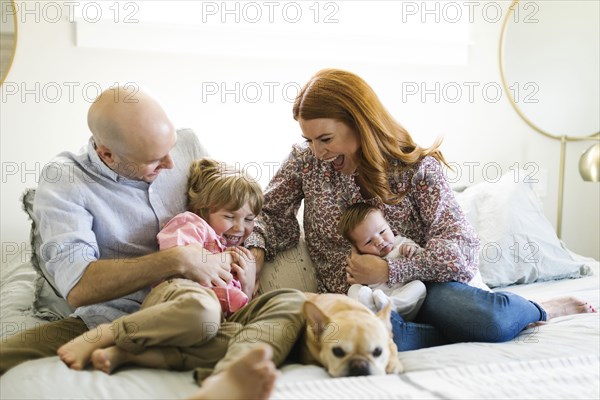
left=392, top=282, right=547, bottom=351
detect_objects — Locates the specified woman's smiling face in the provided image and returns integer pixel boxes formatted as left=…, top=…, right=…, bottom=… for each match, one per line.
left=299, top=118, right=361, bottom=175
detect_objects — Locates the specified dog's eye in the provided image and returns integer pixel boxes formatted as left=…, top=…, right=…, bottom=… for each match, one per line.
left=372, top=347, right=383, bottom=357
left=332, top=347, right=346, bottom=358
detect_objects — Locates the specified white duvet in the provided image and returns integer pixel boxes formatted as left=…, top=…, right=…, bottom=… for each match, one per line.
left=1, top=255, right=598, bottom=400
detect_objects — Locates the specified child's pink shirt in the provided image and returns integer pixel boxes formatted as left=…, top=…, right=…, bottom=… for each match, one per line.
left=158, top=211, right=226, bottom=253
left=157, top=211, right=249, bottom=315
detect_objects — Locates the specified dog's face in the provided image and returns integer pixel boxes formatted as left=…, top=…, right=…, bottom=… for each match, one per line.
left=302, top=294, right=403, bottom=377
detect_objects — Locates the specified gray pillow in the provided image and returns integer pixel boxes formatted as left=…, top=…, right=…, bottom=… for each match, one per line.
left=21, top=188, right=75, bottom=320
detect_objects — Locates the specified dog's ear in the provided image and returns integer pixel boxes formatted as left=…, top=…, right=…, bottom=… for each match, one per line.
left=303, top=301, right=330, bottom=338
left=375, top=301, right=393, bottom=330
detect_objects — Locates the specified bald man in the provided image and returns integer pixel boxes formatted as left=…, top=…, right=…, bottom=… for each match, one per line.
left=0, top=88, right=305, bottom=396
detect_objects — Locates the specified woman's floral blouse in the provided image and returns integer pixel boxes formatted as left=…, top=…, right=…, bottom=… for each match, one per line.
left=246, top=143, right=480, bottom=294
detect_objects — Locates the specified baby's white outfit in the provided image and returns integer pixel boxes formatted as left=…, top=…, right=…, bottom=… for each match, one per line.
left=348, top=236, right=426, bottom=321
left=348, top=235, right=491, bottom=321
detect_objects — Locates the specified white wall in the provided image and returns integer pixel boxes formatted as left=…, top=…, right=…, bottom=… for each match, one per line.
left=1, top=1, right=598, bottom=266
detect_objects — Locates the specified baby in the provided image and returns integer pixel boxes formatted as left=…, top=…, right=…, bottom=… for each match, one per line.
left=339, top=202, right=426, bottom=321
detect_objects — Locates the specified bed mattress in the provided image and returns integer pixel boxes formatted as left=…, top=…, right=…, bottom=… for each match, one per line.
left=1, top=256, right=598, bottom=399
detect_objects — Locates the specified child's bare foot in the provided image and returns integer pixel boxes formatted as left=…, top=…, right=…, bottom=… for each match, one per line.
left=540, top=296, right=597, bottom=320
left=57, top=323, right=115, bottom=370
left=91, top=346, right=126, bottom=374
left=92, top=346, right=172, bottom=374
left=188, top=345, right=278, bottom=400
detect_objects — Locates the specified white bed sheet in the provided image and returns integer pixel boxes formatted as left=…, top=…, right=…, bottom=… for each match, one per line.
left=1, top=254, right=598, bottom=400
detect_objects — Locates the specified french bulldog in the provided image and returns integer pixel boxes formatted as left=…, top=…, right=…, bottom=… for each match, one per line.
left=300, top=293, right=404, bottom=377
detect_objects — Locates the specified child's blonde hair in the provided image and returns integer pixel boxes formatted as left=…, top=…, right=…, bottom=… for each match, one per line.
left=339, top=203, right=381, bottom=245
left=187, top=158, right=263, bottom=220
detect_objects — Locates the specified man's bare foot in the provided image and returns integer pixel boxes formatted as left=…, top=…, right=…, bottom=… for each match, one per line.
left=57, top=323, right=115, bottom=370
left=540, top=296, right=597, bottom=320
left=188, top=345, right=278, bottom=400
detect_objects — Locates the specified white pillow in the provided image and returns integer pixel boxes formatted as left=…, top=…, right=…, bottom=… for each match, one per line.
left=455, top=171, right=592, bottom=288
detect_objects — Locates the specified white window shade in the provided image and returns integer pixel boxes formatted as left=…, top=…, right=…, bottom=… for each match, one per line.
left=73, top=1, right=470, bottom=65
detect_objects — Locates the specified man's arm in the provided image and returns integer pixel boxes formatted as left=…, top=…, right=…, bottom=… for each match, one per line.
left=67, top=244, right=233, bottom=307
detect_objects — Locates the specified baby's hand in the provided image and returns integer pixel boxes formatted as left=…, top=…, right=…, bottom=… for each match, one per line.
left=400, top=244, right=419, bottom=258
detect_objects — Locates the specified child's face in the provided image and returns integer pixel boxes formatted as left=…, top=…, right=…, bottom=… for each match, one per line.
left=206, top=202, right=257, bottom=247
left=350, top=210, right=396, bottom=257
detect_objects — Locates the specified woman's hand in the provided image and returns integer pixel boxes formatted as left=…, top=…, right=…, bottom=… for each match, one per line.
left=227, top=246, right=257, bottom=299
left=346, top=248, right=389, bottom=285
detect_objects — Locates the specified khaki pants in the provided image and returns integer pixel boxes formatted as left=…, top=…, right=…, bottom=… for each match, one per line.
left=111, top=278, right=224, bottom=355
left=0, top=316, right=88, bottom=374
left=1, top=280, right=305, bottom=380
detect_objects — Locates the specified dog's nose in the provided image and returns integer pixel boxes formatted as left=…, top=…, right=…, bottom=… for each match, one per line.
left=348, top=359, right=371, bottom=376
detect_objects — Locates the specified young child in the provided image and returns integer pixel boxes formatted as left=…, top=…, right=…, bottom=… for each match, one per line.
left=57, top=158, right=264, bottom=373
left=157, top=158, right=261, bottom=316
left=339, top=202, right=427, bottom=321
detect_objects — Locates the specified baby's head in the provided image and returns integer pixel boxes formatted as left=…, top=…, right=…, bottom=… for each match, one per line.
left=187, top=158, right=263, bottom=246
left=339, top=203, right=395, bottom=257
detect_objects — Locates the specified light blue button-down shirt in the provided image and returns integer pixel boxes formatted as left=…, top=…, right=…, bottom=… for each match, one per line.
left=33, top=129, right=208, bottom=327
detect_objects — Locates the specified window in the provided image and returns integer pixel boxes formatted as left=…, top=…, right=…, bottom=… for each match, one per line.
left=74, top=1, right=470, bottom=65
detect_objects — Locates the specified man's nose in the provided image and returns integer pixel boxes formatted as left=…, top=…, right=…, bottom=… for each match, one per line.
left=160, top=154, right=174, bottom=169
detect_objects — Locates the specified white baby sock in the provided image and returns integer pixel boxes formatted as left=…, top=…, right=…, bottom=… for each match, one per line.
left=348, top=284, right=377, bottom=312
left=372, top=289, right=391, bottom=312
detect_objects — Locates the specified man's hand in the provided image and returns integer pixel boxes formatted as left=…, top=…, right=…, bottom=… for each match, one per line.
left=346, top=248, right=389, bottom=285
left=227, top=246, right=257, bottom=299
left=68, top=244, right=232, bottom=307
left=175, top=244, right=233, bottom=287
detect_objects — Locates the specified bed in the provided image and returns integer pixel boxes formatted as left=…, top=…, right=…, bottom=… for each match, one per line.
left=1, top=172, right=599, bottom=399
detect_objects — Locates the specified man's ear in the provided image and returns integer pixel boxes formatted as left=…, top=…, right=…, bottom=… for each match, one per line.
left=95, top=144, right=116, bottom=166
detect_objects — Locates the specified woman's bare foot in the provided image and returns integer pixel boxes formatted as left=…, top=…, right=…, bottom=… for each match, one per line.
left=188, top=345, right=278, bottom=400
left=540, top=296, right=597, bottom=320
left=57, top=323, right=115, bottom=370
